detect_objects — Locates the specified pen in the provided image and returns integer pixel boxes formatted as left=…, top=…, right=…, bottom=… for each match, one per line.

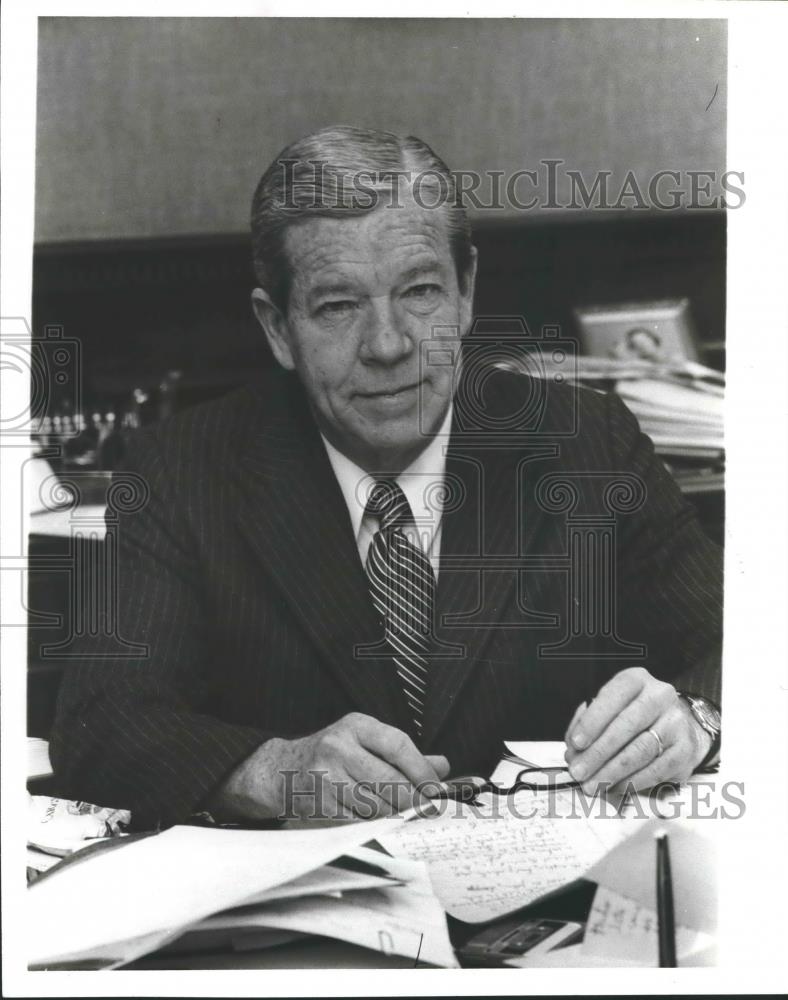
left=656, top=830, right=677, bottom=967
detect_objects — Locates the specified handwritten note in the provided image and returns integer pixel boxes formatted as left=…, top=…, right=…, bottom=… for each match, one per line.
left=583, top=885, right=712, bottom=964
left=585, top=818, right=718, bottom=932
left=378, top=792, right=630, bottom=923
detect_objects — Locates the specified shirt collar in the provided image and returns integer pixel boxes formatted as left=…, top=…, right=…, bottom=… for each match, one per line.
left=321, top=403, right=453, bottom=542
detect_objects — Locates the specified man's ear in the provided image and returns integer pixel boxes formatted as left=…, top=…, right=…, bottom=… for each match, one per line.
left=251, top=288, right=296, bottom=370
left=458, top=246, right=478, bottom=337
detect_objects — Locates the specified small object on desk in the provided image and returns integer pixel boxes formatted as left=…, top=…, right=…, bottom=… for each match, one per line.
left=27, top=738, right=53, bottom=782
left=656, top=830, right=677, bottom=967
left=27, top=794, right=131, bottom=857
left=459, top=917, right=584, bottom=967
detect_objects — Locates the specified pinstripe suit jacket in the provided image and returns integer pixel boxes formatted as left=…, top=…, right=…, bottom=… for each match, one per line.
left=51, top=367, right=723, bottom=828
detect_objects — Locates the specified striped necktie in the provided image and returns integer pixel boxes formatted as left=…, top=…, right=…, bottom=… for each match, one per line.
left=364, top=480, right=435, bottom=736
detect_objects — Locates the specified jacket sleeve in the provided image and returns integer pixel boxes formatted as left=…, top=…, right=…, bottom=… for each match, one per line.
left=49, top=430, right=270, bottom=829
left=605, top=390, right=723, bottom=706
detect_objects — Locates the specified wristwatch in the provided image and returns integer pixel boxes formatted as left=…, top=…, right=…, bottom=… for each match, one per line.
left=679, top=692, right=721, bottom=770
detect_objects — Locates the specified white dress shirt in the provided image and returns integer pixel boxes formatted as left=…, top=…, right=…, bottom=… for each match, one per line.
left=321, top=404, right=453, bottom=580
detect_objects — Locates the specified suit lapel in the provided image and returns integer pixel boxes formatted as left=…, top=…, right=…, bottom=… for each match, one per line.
left=422, top=418, right=561, bottom=751
left=233, top=376, right=412, bottom=733
left=421, top=436, right=517, bottom=747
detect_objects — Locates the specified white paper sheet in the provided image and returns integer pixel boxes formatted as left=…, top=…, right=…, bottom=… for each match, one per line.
left=378, top=791, right=630, bottom=923
left=227, top=862, right=397, bottom=907
left=582, top=885, right=714, bottom=965
left=505, top=943, right=640, bottom=968
left=585, top=818, right=718, bottom=932
left=26, top=848, right=62, bottom=875
left=198, top=853, right=457, bottom=968
left=501, top=741, right=568, bottom=768
left=28, top=816, right=403, bottom=966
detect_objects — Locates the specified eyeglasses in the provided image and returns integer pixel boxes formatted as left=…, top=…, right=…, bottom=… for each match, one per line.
left=440, top=767, right=580, bottom=803
left=493, top=766, right=581, bottom=793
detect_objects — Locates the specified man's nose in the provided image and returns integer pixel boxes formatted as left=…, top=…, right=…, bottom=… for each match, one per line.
left=360, top=298, right=413, bottom=364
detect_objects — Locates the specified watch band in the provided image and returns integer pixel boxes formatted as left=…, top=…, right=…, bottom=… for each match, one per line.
left=679, top=692, right=721, bottom=770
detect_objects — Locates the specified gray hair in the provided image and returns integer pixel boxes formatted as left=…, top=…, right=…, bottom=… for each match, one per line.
left=250, top=125, right=473, bottom=311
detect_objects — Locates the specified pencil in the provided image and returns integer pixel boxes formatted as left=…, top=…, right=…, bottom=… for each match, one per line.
left=656, top=830, right=677, bottom=967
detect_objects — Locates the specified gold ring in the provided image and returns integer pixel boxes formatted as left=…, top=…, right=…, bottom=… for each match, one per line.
left=647, top=727, right=664, bottom=757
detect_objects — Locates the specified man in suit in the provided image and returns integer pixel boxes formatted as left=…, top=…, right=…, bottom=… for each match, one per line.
left=51, top=126, right=723, bottom=829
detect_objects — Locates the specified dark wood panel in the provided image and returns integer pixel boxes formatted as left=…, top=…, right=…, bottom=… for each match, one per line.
left=32, top=211, right=726, bottom=413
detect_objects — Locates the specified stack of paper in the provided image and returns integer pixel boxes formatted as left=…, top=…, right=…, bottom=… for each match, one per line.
left=614, top=378, right=724, bottom=459
left=187, top=846, right=457, bottom=967
left=27, top=817, right=458, bottom=969
left=495, top=356, right=725, bottom=465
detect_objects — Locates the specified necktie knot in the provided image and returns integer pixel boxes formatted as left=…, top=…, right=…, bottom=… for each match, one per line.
left=365, top=479, right=412, bottom=532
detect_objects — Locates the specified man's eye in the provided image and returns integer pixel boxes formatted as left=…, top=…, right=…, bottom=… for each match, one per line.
left=318, top=300, right=357, bottom=316
left=404, top=283, right=441, bottom=300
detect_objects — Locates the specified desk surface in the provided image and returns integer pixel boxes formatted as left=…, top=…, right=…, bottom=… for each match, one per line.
left=127, top=938, right=420, bottom=970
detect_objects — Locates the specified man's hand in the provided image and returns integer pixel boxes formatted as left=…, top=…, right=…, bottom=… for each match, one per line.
left=564, top=667, right=712, bottom=794
left=206, top=712, right=450, bottom=822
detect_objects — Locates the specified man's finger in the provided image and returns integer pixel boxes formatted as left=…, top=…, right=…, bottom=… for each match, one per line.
left=567, top=687, right=676, bottom=784
left=425, top=754, right=451, bottom=780
left=581, top=703, right=694, bottom=793
left=345, top=749, right=431, bottom=814
left=564, top=701, right=587, bottom=744
left=608, top=741, right=692, bottom=794
left=575, top=724, right=671, bottom=794
left=354, top=717, right=444, bottom=787
left=567, top=669, right=650, bottom=750
left=313, top=767, right=361, bottom=821
left=344, top=776, right=400, bottom=818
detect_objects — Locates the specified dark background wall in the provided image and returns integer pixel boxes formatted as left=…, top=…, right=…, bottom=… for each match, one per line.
left=35, top=17, right=726, bottom=241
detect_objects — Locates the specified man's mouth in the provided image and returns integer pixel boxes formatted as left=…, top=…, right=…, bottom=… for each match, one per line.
left=358, top=381, right=422, bottom=399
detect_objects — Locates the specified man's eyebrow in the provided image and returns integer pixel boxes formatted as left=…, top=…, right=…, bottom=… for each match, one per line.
left=307, top=279, right=360, bottom=301
left=398, top=262, right=445, bottom=284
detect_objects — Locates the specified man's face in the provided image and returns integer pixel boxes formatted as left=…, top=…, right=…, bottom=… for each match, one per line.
left=254, top=197, right=476, bottom=472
